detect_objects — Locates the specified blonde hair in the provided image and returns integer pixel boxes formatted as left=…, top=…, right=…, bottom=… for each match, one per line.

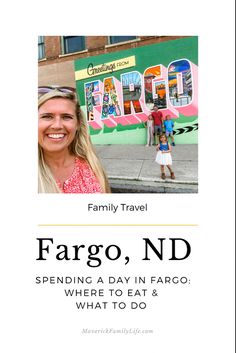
left=38, top=89, right=110, bottom=193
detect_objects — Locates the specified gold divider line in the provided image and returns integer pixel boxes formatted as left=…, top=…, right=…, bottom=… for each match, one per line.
left=38, top=224, right=198, bottom=227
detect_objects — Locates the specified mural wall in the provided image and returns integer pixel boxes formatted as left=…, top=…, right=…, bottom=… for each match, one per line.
left=74, top=37, right=198, bottom=144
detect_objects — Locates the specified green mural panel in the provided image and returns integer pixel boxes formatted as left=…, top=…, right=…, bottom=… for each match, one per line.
left=75, top=37, right=198, bottom=145
left=91, top=119, right=198, bottom=145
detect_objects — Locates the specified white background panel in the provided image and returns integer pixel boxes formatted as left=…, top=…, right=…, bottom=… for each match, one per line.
left=0, top=1, right=234, bottom=352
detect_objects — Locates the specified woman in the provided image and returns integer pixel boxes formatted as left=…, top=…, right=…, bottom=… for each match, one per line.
left=38, top=86, right=110, bottom=193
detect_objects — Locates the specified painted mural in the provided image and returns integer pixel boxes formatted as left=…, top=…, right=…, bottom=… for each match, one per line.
left=74, top=37, right=198, bottom=144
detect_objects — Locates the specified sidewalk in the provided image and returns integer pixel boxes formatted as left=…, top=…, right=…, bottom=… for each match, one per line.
left=95, top=144, right=198, bottom=193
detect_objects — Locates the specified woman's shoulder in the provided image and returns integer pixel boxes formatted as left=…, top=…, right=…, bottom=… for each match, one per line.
left=75, top=156, right=91, bottom=168
left=75, top=156, right=87, bottom=165
left=74, top=157, right=94, bottom=174
left=64, top=157, right=102, bottom=193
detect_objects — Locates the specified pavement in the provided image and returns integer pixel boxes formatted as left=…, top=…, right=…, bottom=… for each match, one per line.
left=95, top=144, right=198, bottom=193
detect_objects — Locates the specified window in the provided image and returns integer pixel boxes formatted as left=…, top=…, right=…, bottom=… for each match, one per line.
left=38, top=36, right=45, bottom=60
left=109, top=36, right=137, bottom=45
left=62, top=36, right=86, bottom=54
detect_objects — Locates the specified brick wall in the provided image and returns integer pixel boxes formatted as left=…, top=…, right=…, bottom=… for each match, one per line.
left=38, top=61, right=75, bottom=87
left=86, top=36, right=108, bottom=50
left=45, top=36, right=61, bottom=60
left=39, top=36, right=189, bottom=66
left=38, top=35, right=189, bottom=86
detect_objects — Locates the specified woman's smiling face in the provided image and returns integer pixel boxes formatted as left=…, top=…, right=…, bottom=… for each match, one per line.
left=38, top=98, right=78, bottom=154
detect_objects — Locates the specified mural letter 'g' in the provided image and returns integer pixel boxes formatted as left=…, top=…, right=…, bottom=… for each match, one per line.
left=143, top=64, right=179, bottom=118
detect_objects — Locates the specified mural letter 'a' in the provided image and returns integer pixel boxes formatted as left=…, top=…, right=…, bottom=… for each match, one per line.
left=101, top=77, right=122, bottom=119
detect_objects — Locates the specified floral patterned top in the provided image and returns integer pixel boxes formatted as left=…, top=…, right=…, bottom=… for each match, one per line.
left=56, top=158, right=102, bottom=193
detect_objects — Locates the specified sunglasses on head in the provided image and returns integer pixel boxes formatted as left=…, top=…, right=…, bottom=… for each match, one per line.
left=38, top=86, right=76, bottom=95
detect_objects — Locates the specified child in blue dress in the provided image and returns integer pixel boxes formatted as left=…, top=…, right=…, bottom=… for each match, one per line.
left=155, top=134, right=175, bottom=180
